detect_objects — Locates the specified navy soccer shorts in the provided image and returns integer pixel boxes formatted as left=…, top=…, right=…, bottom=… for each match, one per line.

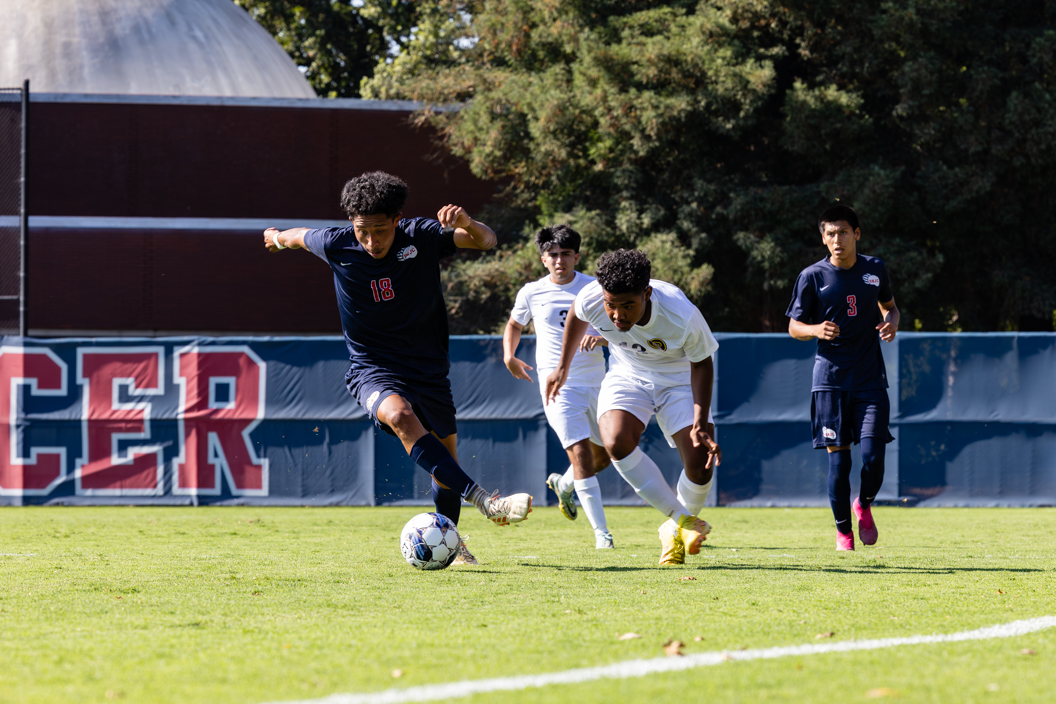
left=345, top=365, right=458, bottom=439
left=811, top=388, right=895, bottom=449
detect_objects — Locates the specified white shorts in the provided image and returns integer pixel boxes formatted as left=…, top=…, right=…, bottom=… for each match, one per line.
left=598, top=373, right=715, bottom=448
left=542, top=384, right=602, bottom=449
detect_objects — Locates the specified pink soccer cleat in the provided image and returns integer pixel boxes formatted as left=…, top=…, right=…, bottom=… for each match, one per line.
left=836, top=531, right=855, bottom=551
left=853, top=497, right=878, bottom=545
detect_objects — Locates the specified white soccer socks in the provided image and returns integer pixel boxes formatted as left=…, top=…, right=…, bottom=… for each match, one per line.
left=610, top=447, right=688, bottom=521
left=558, top=465, right=576, bottom=495
left=676, top=470, right=713, bottom=517
left=573, top=476, right=608, bottom=534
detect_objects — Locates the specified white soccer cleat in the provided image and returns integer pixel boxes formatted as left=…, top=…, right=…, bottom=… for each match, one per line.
left=595, top=531, right=615, bottom=549
left=451, top=536, right=480, bottom=565
left=479, top=491, right=533, bottom=526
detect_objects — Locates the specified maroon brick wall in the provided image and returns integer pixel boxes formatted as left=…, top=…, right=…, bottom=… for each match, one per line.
left=27, top=99, right=499, bottom=334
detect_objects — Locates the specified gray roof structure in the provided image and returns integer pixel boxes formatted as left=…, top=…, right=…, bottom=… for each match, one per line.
left=0, top=0, right=316, bottom=98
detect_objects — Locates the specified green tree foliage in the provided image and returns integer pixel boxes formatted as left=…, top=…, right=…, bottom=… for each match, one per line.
left=234, top=0, right=419, bottom=97
left=362, top=0, right=1056, bottom=332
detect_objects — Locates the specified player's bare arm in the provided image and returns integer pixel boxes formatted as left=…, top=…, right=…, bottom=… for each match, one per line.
left=544, top=309, right=589, bottom=405
left=502, top=318, right=534, bottom=382
left=264, top=227, right=309, bottom=252
left=788, top=317, right=840, bottom=341
left=877, top=297, right=900, bottom=342
left=438, top=204, right=497, bottom=250
left=689, top=356, right=721, bottom=468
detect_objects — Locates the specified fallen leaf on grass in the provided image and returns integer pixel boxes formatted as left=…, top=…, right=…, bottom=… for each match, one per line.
left=694, top=636, right=704, bottom=642
left=563, top=609, right=573, bottom=614
left=865, top=687, right=899, bottom=698
left=679, top=576, right=697, bottom=581
left=998, top=589, right=1005, bottom=594
left=663, top=640, right=684, bottom=657
left=1021, top=649, right=1036, bottom=655
left=617, top=632, right=641, bottom=640
left=391, top=669, right=403, bottom=678
left=815, top=632, right=835, bottom=639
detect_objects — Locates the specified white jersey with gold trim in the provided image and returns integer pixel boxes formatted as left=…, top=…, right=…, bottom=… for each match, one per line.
left=511, top=271, right=606, bottom=388
left=574, top=279, right=718, bottom=387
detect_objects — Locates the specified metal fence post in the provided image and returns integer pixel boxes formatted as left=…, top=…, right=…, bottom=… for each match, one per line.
left=19, top=78, right=28, bottom=337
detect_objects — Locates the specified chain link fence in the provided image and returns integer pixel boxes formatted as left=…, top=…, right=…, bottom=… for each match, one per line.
left=0, top=82, right=26, bottom=335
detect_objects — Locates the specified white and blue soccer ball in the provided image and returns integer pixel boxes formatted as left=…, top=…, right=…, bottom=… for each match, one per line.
left=400, top=512, right=461, bottom=570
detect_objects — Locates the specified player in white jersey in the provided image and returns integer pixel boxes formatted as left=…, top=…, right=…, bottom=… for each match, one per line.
left=504, top=225, right=614, bottom=549
left=546, top=249, right=721, bottom=565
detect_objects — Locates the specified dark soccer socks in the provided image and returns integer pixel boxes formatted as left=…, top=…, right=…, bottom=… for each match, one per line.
left=410, top=434, right=480, bottom=522
left=827, top=449, right=853, bottom=535
left=859, top=437, right=886, bottom=508
left=431, top=478, right=462, bottom=526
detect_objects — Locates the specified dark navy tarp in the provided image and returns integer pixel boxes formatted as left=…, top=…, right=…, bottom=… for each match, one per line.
left=0, top=333, right=1052, bottom=507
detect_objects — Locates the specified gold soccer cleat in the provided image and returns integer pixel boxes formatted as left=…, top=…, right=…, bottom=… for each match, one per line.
left=677, top=515, right=712, bottom=555
left=658, top=519, right=685, bottom=565
left=546, top=473, right=578, bottom=521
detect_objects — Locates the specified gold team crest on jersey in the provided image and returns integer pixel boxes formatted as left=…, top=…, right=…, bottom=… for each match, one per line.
left=647, top=338, right=667, bottom=351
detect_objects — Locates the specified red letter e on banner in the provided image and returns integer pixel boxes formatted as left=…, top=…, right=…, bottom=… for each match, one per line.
left=76, top=348, right=165, bottom=495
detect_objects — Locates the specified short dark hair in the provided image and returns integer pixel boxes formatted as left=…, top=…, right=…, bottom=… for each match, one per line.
left=534, top=224, right=581, bottom=254
left=818, top=204, right=860, bottom=233
left=340, top=171, right=409, bottom=218
left=595, top=249, right=651, bottom=295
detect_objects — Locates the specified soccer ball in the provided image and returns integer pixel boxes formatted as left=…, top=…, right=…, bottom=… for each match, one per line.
left=400, top=512, right=461, bottom=570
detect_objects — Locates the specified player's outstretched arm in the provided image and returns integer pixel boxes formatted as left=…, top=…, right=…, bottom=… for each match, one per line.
left=689, top=357, right=721, bottom=468
left=544, top=309, right=589, bottom=405
left=503, top=318, right=534, bottom=382
left=264, top=227, right=309, bottom=252
left=877, top=297, right=900, bottom=342
left=438, top=205, right=497, bottom=251
left=788, top=317, right=839, bottom=341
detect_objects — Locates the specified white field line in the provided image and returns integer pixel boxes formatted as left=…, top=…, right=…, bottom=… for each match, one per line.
left=267, top=616, right=1056, bottom=704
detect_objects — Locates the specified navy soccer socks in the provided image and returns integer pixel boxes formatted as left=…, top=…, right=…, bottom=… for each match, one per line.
left=859, top=437, right=886, bottom=507
left=827, top=448, right=853, bottom=535
left=410, top=434, right=479, bottom=525
left=431, top=478, right=462, bottom=526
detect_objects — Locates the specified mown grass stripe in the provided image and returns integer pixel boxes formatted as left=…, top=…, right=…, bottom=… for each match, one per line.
left=272, top=616, right=1056, bottom=704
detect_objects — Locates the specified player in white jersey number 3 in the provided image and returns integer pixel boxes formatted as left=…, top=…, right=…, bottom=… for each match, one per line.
left=546, top=249, right=720, bottom=565
left=504, top=225, right=614, bottom=549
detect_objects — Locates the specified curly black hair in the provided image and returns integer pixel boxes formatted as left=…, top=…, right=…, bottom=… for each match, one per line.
left=534, top=224, right=581, bottom=254
left=340, top=171, right=409, bottom=218
left=595, top=249, right=651, bottom=295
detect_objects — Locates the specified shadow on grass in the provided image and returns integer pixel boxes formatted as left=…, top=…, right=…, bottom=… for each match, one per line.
left=518, top=562, right=1045, bottom=575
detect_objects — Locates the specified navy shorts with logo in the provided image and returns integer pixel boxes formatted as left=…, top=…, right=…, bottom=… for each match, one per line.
left=811, top=388, right=894, bottom=449
left=345, top=365, right=458, bottom=439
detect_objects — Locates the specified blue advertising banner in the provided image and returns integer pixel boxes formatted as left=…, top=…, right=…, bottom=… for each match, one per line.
left=1, top=334, right=1053, bottom=507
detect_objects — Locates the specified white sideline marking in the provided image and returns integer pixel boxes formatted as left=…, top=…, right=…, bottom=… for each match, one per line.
left=267, top=616, right=1056, bottom=704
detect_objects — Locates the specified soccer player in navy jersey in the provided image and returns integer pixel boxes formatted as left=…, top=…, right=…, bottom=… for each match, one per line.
left=263, top=171, right=532, bottom=564
left=786, top=204, right=899, bottom=551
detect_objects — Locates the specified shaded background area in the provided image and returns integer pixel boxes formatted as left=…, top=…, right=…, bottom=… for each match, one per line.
left=2, top=333, right=1052, bottom=507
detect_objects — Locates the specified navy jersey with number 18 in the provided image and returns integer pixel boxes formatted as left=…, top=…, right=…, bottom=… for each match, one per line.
left=303, top=217, right=457, bottom=379
left=786, top=254, right=893, bottom=392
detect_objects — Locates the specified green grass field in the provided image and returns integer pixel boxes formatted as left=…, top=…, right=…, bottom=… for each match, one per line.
left=1, top=506, right=1053, bottom=704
